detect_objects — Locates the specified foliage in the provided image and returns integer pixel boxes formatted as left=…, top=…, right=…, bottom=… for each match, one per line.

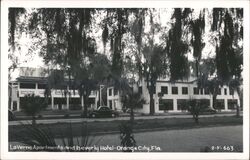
left=119, top=122, right=136, bottom=152
left=142, top=44, right=168, bottom=114
left=166, top=8, right=190, bottom=81
left=9, top=8, right=244, bottom=117
left=20, top=94, right=48, bottom=123
left=190, top=10, right=206, bottom=77
left=14, top=122, right=100, bottom=152
left=229, top=78, right=242, bottom=117
left=212, top=8, right=243, bottom=83
left=187, top=99, right=206, bottom=124
left=121, top=90, right=145, bottom=121
left=8, top=8, right=26, bottom=51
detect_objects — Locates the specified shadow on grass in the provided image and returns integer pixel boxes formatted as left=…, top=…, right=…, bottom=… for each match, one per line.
left=9, top=121, right=103, bottom=152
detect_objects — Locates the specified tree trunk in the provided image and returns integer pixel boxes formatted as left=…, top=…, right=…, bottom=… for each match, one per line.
left=149, top=91, right=154, bottom=115
left=236, top=88, right=240, bottom=117
left=194, top=116, right=199, bottom=124
left=149, top=80, right=155, bottom=115
left=130, top=106, right=134, bottom=122
left=236, top=105, right=240, bottom=117
left=83, top=95, right=89, bottom=118
left=32, top=116, right=36, bottom=125
left=212, top=93, right=217, bottom=110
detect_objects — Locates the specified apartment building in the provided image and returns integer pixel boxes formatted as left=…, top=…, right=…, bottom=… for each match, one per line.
left=9, top=67, right=240, bottom=113
left=9, top=67, right=99, bottom=111
left=107, top=77, right=240, bottom=114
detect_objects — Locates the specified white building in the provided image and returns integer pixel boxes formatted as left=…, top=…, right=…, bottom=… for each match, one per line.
left=9, top=67, right=240, bottom=113
left=9, top=67, right=99, bottom=111
left=107, top=77, right=240, bottom=113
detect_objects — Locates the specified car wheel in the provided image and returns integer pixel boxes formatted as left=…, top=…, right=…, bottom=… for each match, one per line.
left=91, top=114, right=96, bottom=118
left=111, top=113, right=115, bottom=118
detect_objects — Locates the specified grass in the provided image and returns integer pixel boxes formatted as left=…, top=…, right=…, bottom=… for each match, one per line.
left=9, top=116, right=242, bottom=142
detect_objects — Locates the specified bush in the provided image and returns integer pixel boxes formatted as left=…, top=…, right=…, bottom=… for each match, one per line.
left=13, top=122, right=97, bottom=152
left=119, top=122, right=136, bottom=152
left=20, top=94, right=48, bottom=124
left=187, top=99, right=207, bottom=124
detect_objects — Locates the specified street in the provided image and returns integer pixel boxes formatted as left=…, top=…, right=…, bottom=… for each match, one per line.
left=8, top=113, right=238, bottom=126
left=85, top=125, right=243, bottom=152
left=9, top=125, right=243, bottom=152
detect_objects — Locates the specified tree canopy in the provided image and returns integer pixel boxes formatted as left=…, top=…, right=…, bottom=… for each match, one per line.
left=9, top=8, right=244, bottom=115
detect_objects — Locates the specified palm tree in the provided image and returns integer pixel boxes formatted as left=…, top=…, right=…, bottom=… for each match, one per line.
left=121, top=89, right=145, bottom=122
left=20, top=94, right=48, bottom=124
left=229, top=78, right=242, bottom=117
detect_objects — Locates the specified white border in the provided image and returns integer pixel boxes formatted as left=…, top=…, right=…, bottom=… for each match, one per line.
left=1, top=0, right=249, bottom=160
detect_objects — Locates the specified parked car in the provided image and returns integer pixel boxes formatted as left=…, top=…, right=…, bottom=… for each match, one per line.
left=8, top=110, right=16, bottom=121
left=200, top=108, right=217, bottom=115
left=88, top=106, right=119, bottom=118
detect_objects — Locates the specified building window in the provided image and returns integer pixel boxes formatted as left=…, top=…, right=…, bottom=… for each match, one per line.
left=13, top=101, right=17, bottom=111
left=217, top=88, right=221, bottom=95
left=193, top=87, right=199, bottom=95
left=161, top=86, right=168, bottom=94
left=204, top=88, right=209, bottom=95
left=159, top=99, right=173, bottom=111
left=229, top=88, right=234, bottom=95
left=114, top=88, right=118, bottom=95
left=228, top=99, right=237, bottom=109
left=224, top=88, right=227, bottom=95
left=215, top=99, right=225, bottom=110
left=198, top=99, right=210, bottom=108
left=109, top=88, right=112, bottom=96
left=182, top=87, right=188, bottom=95
left=172, top=87, right=178, bottom=95
left=200, top=89, right=203, bottom=95
left=177, top=99, right=189, bottom=110
left=20, top=83, right=36, bottom=89
left=109, top=100, right=112, bottom=109
left=38, top=83, right=47, bottom=89
left=139, top=86, right=142, bottom=94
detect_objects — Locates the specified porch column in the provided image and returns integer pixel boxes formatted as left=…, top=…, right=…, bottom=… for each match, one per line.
left=173, top=98, right=178, bottom=111
left=95, top=91, right=98, bottom=109
left=66, top=96, right=69, bottom=110
left=10, top=83, right=13, bottom=110
left=224, top=99, right=228, bottom=111
left=34, top=83, right=38, bottom=95
left=17, top=82, right=20, bottom=111
left=81, top=96, right=84, bottom=110
left=210, top=96, right=213, bottom=109
left=10, top=101, right=13, bottom=110
left=66, top=86, right=69, bottom=110
left=17, top=98, right=20, bottom=111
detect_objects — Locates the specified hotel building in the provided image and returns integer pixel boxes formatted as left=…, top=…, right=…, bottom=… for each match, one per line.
left=9, top=67, right=240, bottom=113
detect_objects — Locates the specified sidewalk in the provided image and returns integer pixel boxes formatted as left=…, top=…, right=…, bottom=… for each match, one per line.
left=13, top=110, right=240, bottom=120
left=9, top=113, right=241, bottom=126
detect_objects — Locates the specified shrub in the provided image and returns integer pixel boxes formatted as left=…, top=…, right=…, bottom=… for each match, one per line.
left=187, top=99, right=204, bottom=124
left=119, top=122, right=136, bottom=152
left=20, top=94, right=48, bottom=124
left=14, top=122, right=98, bottom=152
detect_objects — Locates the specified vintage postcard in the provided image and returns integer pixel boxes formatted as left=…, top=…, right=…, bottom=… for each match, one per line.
left=1, top=0, right=249, bottom=160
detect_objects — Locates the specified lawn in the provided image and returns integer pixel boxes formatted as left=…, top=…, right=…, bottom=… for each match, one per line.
left=9, top=116, right=242, bottom=142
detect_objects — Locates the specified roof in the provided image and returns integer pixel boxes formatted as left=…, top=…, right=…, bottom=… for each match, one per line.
left=16, top=76, right=48, bottom=83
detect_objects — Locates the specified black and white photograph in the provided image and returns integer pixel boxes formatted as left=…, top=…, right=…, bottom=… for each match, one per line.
left=1, top=0, right=249, bottom=160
